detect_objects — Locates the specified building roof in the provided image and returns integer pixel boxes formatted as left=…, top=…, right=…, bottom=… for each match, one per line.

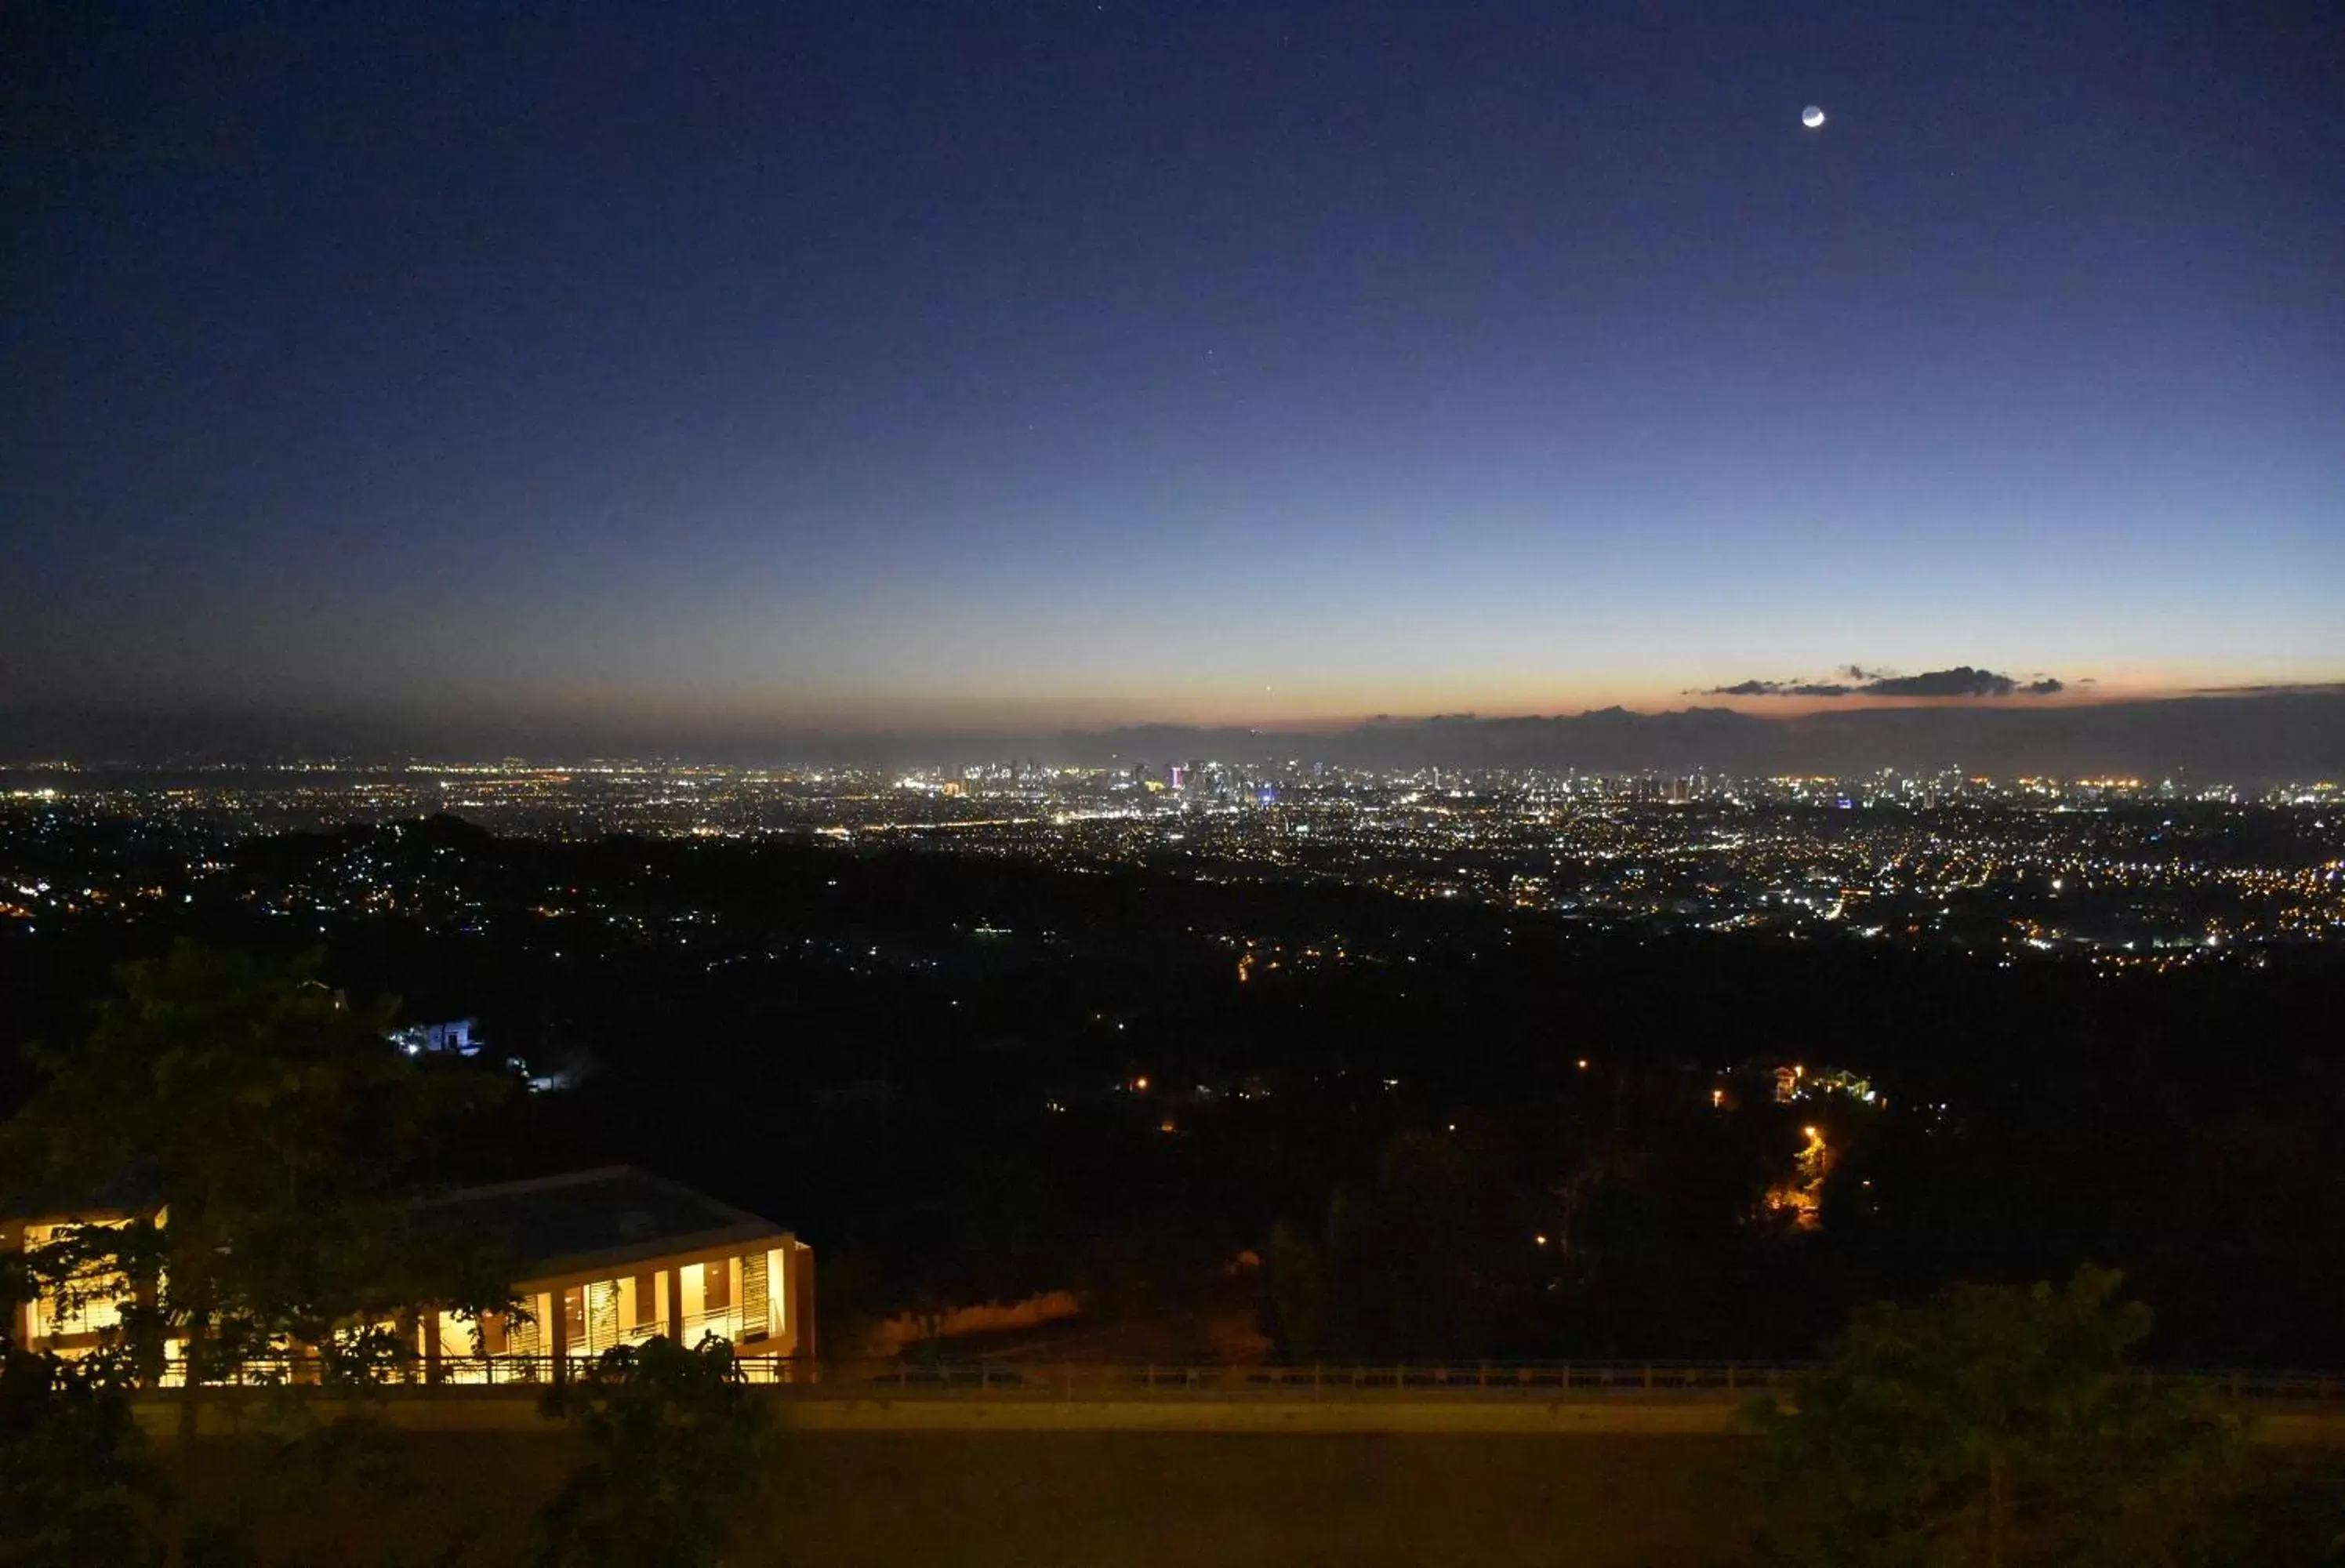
left=0, top=1171, right=164, bottom=1225
left=413, top=1167, right=793, bottom=1283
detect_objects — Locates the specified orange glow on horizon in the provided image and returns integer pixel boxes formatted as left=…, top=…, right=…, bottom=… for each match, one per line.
left=475, top=666, right=2325, bottom=736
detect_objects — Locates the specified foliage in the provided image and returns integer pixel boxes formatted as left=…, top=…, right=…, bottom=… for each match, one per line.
left=0, top=942, right=522, bottom=1568
left=0, top=1338, right=162, bottom=1566
left=1744, top=1267, right=2245, bottom=1567
left=0, top=941, right=517, bottom=1385
left=1262, top=1220, right=1332, bottom=1359
left=1259, top=1134, right=1540, bottom=1358
left=535, top=1334, right=771, bottom=1568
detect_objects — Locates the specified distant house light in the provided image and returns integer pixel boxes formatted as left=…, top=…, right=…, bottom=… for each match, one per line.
left=388, top=1018, right=480, bottom=1058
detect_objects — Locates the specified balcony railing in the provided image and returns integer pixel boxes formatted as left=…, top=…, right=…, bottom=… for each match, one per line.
left=127, top=1354, right=2345, bottom=1404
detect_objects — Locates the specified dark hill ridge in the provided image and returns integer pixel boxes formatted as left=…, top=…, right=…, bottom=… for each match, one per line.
left=2, top=690, right=2340, bottom=781
left=1060, top=691, right=2345, bottom=781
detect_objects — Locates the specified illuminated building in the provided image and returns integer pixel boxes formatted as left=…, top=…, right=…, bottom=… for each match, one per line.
left=390, top=1018, right=479, bottom=1057
left=3, top=1167, right=816, bottom=1377
left=414, top=1167, right=815, bottom=1374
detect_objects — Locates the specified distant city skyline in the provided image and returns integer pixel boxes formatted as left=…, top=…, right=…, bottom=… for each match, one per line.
left=6, top=688, right=2341, bottom=786
left=5, top=5, right=2339, bottom=735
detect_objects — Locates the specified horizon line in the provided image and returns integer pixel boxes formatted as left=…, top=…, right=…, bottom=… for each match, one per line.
left=6, top=681, right=2344, bottom=736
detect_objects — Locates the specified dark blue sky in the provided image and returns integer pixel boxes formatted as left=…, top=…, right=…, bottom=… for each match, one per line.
left=5, top=2, right=2340, bottom=738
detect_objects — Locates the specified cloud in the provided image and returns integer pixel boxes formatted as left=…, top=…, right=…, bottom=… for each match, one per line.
left=1700, top=666, right=2064, bottom=700
left=1861, top=667, right=2029, bottom=698
left=1707, top=678, right=1851, bottom=698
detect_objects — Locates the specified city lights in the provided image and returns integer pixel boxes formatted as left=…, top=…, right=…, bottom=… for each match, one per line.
left=0, top=761, right=2333, bottom=962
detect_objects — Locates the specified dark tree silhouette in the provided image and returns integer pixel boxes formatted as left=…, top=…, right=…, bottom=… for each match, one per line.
left=1745, top=1269, right=2243, bottom=1567
left=0, top=942, right=516, bottom=1567
left=535, top=1335, right=770, bottom=1568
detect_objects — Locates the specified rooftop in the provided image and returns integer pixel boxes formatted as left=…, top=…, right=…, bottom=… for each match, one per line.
left=415, top=1167, right=792, bottom=1282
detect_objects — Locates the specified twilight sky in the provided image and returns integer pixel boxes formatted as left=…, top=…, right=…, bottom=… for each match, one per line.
left=5, top=1, right=2340, bottom=739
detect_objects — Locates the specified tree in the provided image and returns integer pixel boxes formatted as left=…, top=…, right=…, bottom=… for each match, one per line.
left=0, top=1339, right=162, bottom=1566
left=1272, top=1131, right=1545, bottom=1359
left=0, top=942, right=515, bottom=1565
left=1261, top=1221, right=1331, bottom=1359
left=1744, top=1267, right=2243, bottom=1567
left=535, top=1335, right=771, bottom=1568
